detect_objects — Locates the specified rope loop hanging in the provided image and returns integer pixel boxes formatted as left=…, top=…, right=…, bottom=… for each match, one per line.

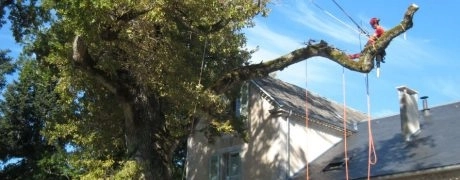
left=365, top=74, right=378, bottom=180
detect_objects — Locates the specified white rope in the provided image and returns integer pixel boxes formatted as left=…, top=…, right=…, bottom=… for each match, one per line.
left=311, top=0, right=369, bottom=38
left=342, top=67, right=350, bottom=180
left=198, top=37, right=208, bottom=86
left=304, top=60, right=310, bottom=180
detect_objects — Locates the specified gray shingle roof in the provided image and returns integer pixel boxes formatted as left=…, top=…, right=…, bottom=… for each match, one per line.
left=251, top=77, right=366, bottom=134
left=302, top=101, right=460, bottom=179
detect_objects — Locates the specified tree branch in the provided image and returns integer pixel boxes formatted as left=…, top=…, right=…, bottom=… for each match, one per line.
left=72, top=36, right=118, bottom=95
left=101, top=8, right=154, bottom=41
left=168, top=2, right=232, bottom=35
left=210, top=4, right=419, bottom=94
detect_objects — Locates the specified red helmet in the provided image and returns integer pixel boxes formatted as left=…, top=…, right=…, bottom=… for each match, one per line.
left=369, top=17, right=380, bottom=26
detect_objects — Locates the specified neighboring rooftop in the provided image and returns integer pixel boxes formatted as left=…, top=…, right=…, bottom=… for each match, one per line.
left=298, top=101, right=460, bottom=179
left=251, top=77, right=366, bottom=134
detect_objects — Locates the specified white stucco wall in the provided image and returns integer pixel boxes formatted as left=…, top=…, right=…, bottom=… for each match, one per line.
left=242, top=86, right=285, bottom=180
left=286, top=117, right=342, bottom=177
left=186, top=119, right=245, bottom=180
left=186, top=84, right=344, bottom=180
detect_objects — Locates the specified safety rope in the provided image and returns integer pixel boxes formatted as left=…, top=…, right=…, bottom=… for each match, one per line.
left=330, top=0, right=370, bottom=37
left=365, top=74, right=377, bottom=179
left=311, top=0, right=368, bottom=38
left=342, top=67, right=349, bottom=180
left=304, top=60, right=310, bottom=180
left=198, top=37, right=208, bottom=86
left=192, top=36, right=208, bottom=116
left=185, top=35, right=209, bottom=180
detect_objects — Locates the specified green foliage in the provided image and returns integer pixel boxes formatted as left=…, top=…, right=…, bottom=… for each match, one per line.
left=2, top=0, right=51, bottom=42
left=0, top=49, right=15, bottom=88
left=1, top=0, right=271, bottom=178
left=0, top=59, right=72, bottom=179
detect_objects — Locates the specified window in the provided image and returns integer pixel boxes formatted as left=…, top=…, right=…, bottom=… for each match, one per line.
left=210, top=155, right=220, bottom=180
left=235, top=83, right=249, bottom=118
left=209, top=151, right=242, bottom=180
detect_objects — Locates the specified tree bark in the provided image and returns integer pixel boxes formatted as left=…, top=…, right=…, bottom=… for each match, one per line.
left=121, top=89, right=174, bottom=180
left=210, top=4, right=419, bottom=94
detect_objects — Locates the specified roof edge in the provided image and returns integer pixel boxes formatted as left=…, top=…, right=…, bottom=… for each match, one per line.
left=250, top=79, right=357, bottom=135
left=366, top=163, right=460, bottom=180
left=250, top=79, right=282, bottom=107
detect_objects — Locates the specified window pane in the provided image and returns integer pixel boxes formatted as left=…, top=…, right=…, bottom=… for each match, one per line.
left=209, top=155, right=220, bottom=180
left=227, top=152, right=241, bottom=180
left=235, top=98, right=241, bottom=117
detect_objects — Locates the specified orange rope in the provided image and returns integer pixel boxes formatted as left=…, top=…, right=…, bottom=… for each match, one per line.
left=305, top=61, right=310, bottom=180
left=342, top=67, right=349, bottom=180
left=365, top=74, right=377, bottom=179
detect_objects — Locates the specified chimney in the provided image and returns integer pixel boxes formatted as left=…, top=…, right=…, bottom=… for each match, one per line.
left=420, top=96, right=431, bottom=120
left=397, top=86, right=421, bottom=141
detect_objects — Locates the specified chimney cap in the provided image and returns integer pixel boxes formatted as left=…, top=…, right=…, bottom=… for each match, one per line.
left=396, top=86, right=418, bottom=95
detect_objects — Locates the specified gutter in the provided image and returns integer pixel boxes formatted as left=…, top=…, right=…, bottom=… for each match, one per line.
left=364, top=163, right=460, bottom=180
left=250, top=80, right=283, bottom=107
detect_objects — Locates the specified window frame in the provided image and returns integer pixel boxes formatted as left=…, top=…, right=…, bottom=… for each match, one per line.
left=209, top=148, right=242, bottom=180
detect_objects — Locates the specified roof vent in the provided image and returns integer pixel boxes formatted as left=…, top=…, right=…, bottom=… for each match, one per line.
left=322, top=157, right=349, bottom=172
left=420, top=96, right=431, bottom=120
left=397, top=86, right=421, bottom=141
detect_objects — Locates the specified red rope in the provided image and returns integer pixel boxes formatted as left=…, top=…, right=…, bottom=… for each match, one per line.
left=365, top=74, right=377, bottom=179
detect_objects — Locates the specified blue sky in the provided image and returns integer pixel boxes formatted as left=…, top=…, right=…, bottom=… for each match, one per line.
left=0, top=1, right=458, bottom=119
left=245, top=0, right=459, bottom=118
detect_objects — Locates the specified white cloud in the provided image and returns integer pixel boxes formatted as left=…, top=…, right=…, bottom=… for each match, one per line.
left=277, top=0, right=366, bottom=45
left=245, top=22, right=340, bottom=90
left=431, top=77, right=460, bottom=100
left=384, top=37, right=438, bottom=70
left=245, top=23, right=302, bottom=54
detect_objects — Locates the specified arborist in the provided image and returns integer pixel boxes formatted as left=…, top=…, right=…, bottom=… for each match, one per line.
left=348, top=17, right=386, bottom=64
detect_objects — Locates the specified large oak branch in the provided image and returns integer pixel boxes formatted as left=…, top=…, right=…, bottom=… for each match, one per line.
left=211, top=4, right=419, bottom=94
left=72, top=36, right=133, bottom=101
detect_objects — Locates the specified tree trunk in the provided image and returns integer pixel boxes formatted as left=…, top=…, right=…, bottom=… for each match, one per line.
left=73, top=37, right=175, bottom=179
left=121, top=88, right=174, bottom=180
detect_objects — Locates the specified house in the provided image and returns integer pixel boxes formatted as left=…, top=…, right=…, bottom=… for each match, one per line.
left=186, top=77, right=366, bottom=180
left=293, top=87, right=460, bottom=180
left=187, top=76, right=460, bottom=180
